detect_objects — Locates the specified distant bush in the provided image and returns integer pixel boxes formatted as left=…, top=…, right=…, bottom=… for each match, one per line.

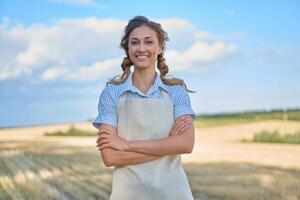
left=195, top=109, right=300, bottom=129
left=287, top=112, right=300, bottom=121
left=247, top=130, right=300, bottom=144
left=45, top=125, right=97, bottom=136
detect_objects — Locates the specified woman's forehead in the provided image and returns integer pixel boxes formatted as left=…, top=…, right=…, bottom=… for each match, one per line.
left=129, top=26, right=157, bottom=40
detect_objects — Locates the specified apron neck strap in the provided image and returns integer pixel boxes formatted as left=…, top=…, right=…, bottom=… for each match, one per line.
left=119, top=88, right=169, bottom=102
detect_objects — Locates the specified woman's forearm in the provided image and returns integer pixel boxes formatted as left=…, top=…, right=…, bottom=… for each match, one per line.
left=100, top=148, right=162, bottom=167
left=97, top=116, right=194, bottom=159
left=126, top=124, right=194, bottom=156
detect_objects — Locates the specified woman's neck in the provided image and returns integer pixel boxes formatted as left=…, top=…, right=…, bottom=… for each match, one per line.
left=132, top=68, right=156, bottom=94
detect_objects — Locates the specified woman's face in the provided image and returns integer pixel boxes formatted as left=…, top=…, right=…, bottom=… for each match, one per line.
left=128, top=25, right=162, bottom=70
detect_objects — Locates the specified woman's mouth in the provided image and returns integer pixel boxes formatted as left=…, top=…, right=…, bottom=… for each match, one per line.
left=136, top=55, right=149, bottom=60
left=136, top=55, right=148, bottom=58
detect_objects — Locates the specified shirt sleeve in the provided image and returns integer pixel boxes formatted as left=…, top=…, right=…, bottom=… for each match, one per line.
left=92, top=87, right=117, bottom=129
left=173, top=86, right=196, bottom=120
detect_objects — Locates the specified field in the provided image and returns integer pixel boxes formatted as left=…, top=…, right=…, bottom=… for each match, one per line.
left=0, top=118, right=300, bottom=200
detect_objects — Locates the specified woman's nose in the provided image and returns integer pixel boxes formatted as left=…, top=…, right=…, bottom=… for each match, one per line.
left=138, top=43, right=146, bottom=53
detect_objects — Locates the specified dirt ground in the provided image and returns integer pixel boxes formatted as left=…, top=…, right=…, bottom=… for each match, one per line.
left=183, top=120, right=300, bottom=169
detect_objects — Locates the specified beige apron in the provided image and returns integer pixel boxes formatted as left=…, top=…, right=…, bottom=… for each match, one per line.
left=110, top=90, right=194, bottom=200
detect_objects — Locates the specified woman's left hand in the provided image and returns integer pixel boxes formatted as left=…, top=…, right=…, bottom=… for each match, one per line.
left=97, top=130, right=129, bottom=151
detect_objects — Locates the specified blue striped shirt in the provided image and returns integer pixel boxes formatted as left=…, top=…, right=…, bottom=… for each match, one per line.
left=93, top=72, right=195, bottom=129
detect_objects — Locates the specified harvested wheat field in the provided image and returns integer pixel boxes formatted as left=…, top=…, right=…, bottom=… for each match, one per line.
left=0, top=120, right=299, bottom=200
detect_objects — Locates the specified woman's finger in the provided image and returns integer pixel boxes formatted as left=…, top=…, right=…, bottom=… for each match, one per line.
left=100, top=143, right=110, bottom=150
left=97, top=133, right=110, bottom=142
left=174, top=121, right=191, bottom=135
left=99, top=131, right=111, bottom=136
left=98, top=143, right=108, bottom=150
left=171, top=118, right=185, bottom=132
left=97, top=135, right=104, bottom=142
left=180, top=124, right=189, bottom=132
left=99, top=134, right=107, bottom=140
left=98, top=138, right=109, bottom=146
left=171, top=123, right=182, bottom=136
left=170, top=117, right=191, bottom=136
left=98, top=129, right=112, bottom=136
left=173, top=119, right=188, bottom=132
left=96, top=136, right=103, bottom=143
left=176, top=117, right=190, bottom=127
left=179, top=120, right=191, bottom=129
left=177, top=119, right=190, bottom=129
left=179, top=121, right=191, bottom=131
left=97, top=139, right=105, bottom=144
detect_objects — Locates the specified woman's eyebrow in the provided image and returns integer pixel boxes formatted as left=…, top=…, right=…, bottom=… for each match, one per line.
left=130, top=36, right=153, bottom=40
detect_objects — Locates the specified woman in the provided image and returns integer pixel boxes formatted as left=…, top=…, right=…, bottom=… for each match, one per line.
left=93, top=16, right=195, bottom=200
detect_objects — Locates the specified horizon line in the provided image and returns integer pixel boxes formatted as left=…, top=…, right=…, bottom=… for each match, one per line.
left=1, top=106, right=299, bottom=130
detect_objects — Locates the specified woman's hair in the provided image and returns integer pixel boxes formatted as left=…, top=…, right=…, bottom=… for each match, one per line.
left=108, top=15, right=193, bottom=92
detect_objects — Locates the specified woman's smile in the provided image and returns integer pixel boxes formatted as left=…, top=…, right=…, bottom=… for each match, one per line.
left=136, top=55, right=149, bottom=61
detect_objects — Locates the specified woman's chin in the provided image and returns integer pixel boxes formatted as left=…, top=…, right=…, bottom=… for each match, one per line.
left=133, top=63, right=154, bottom=70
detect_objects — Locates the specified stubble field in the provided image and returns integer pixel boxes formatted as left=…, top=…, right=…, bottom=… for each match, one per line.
left=0, top=120, right=299, bottom=200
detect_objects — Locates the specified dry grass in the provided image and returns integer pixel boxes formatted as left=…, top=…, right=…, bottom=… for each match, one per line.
left=0, top=120, right=300, bottom=200
left=0, top=142, right=111, bottom=200
left=185, top=162, right=300, bottom=200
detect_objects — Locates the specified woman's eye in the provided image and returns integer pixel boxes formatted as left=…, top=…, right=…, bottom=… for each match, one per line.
left=131, top=41, right=138, bottom=45
left=146, top=41, right=153, bottom=44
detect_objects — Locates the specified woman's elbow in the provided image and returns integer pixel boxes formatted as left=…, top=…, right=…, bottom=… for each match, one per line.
left=186, top=145, right=194, bottom=154
left=181, top=135, right=194, bottom=154
left=182, top=137, right=194, bottom=154
left=182, top=143, right=193, bottom=154
left=100, top=149, right=114, bottom=167
left=182, top=124, right=194, bottom=154
left=102, top=158, right=113, bottom=167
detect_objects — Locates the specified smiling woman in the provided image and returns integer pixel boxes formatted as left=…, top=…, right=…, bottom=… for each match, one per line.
left=93, top=16, right=195, bottom=200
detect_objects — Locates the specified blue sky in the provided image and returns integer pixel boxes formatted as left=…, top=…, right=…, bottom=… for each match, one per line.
left=0, top=0, right=299, bottom=128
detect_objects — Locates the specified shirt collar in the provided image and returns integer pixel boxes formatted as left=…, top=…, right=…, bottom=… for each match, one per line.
left=119, top=72, right=168, bottom=97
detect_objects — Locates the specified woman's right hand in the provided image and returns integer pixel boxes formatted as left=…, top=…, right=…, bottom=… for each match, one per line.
left=169, top=116, right=192, bottom=136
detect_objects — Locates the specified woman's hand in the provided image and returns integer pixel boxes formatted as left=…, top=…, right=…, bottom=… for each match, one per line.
left=97, top=129, right=129, bottom=151
left=169, top=116, right=192, bottom=136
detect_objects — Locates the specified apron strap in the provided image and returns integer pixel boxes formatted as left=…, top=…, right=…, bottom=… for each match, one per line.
left=119, top=88, right=170, bottom=102
left=160, top=88, right=171, bottom=102
left=119, top=91, right=127, bottom=103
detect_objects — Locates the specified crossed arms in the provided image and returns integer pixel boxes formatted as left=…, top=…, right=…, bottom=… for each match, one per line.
left=96, top=115, right=194, bottom=167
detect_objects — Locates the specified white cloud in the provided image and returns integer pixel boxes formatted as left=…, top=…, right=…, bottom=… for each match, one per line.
left=0, top=17, right=124, bottom=81
left=195, top=31, right=217, bottom=41
left=42, top=67, right=68, bottom=80
left=0, top=17, right=238, bottom=82
left=158, top=18, right=198, bottom=50
left=165, top=41, right=237, bottom=72
left=16, top=41, right=49, bottom=66
left=60, top=57, right=121, bottom=82
left=41, top=57, right=122, bottom=82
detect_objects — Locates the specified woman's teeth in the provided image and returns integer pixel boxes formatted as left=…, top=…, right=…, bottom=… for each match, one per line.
left=136, top=55, right=148, bottom=58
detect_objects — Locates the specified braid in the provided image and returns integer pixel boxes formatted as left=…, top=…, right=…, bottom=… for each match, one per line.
left=107, top=57, right=132, bottom=85
left=120, top=57, right=132, bottom=79
left=157, top=53, right=169, bottom=78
